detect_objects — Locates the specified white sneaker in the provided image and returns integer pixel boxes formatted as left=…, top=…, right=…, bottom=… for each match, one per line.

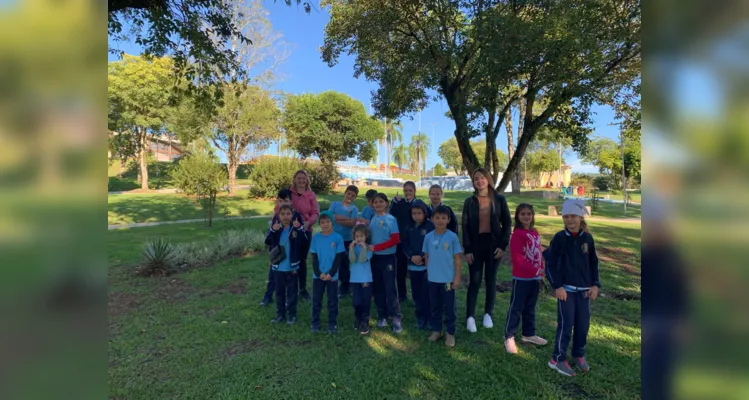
left=482, top=313, right=494, bottom=329
left=466, top=317, right=477, bottom=333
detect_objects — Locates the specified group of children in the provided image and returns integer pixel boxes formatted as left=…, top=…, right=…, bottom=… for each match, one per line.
left=264, top=182, right=600, bottom=377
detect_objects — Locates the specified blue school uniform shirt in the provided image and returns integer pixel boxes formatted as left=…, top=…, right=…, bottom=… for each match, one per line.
left=310, top=231, right=345, bottom=280
left=276, top=226, right=294, bottom=272
left=349, top=244, right=373, bottom=283
left=423, top=230, right=462, bottom=283
left=361, top=205, right=375, bottom=222
left=328, top=201, right=358, bottom=241
left=370, top=213, right=399, bottom=255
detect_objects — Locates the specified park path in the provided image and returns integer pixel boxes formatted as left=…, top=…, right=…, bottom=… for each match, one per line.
left=108, top=185, right=250, bottom=195
left=108, top=213, right=640, bottom=230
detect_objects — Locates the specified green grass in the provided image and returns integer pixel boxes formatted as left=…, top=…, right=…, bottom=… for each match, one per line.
left=109, top=187, right=641, bottom=225
left=109, top=218, right=641, bottom=399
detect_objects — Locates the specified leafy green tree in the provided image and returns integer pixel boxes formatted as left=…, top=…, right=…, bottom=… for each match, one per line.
left=392, top=144, right=408, bottom=170
left=438, top=138, right=465, bottom=175
left=433, top=163, right=447, bottom=176
left=409, top=133, right=430, bottom=177
left=108, top=55, right=174, bottom=190
left=320, top=0, right=640, bottom=191
left=282, top=91, right=384, bottom=165
left=171, top=145, right=228, bottom=227
left=471, top=140, right=508, bottom=173
left=580, top=136, right=641, bottom=188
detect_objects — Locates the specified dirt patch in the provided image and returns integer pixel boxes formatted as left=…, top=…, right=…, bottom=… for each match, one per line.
left=109, top=292, right=140, bottom=318
left=225, top=339, right=265, bottom=357
left=496, top=281, right=513, bottom=293
left=597, top=247, right=641, bottom=276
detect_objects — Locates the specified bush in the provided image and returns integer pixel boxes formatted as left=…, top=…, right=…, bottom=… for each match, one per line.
left=433, top=163, right=447, bottom=176
left=170, top=229, right=268, bottom=271
left=306, top=162, right=340, bottom=194
left=570, top=172, right=595, bottom=188
left=248, top=157, right=302, bottom=198
left=171, top=147, right=227, bottom=226
left=138, top=237, right=177, bottom=276
left=592, top=175, right=615, bottom=191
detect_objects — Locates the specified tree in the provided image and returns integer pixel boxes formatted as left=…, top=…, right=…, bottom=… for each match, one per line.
left=212, top=84, right=280, bottom=195
left=409, top=133, right=430, bottom=177
left=381, top=118, right=403, bottom=168
left=580, top=135, right=641, bottom=189
left=433, top=163, right=447, bottom=176
left=321, top=0, right=640, bottom=191
left=108, top=55, right=173, bottom=190
left=171, top=144, right=227, bottom=227
left=392, top=144, right=408, bottom=170
left=471, top=140, right=508, bottom=174
left=282, top=91, right=384, bottom=165
left=109, top=0, right=308, bottom=104
left=438, top=138, right=465, bottom=175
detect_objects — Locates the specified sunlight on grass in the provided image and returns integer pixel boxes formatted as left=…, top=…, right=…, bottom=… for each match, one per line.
left=677, top=368, right=749, bottom=399
left=414, top=363, right=441, bottom=382
left=367, top=330, right=413, bottom=354
left=447, top=349, right=473, bottom=363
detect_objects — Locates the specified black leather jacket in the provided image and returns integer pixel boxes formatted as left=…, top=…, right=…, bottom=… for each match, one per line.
left=461, top=192, right=512, bottom=255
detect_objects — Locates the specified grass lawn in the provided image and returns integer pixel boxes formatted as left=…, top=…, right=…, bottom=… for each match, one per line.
left=109, top=218, right=641, bottom=399
left=109, top=188, right=640, bottom=225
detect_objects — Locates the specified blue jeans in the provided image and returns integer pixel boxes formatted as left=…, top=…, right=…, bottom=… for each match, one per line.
left=429, top=281, right=457, bottom=335
left=551, top=291, right=591, bottom=362
left=312, top=278, right=339, bottom=329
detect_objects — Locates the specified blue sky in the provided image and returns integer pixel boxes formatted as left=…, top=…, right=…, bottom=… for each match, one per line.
left=108, top=2, right=632, bottom=174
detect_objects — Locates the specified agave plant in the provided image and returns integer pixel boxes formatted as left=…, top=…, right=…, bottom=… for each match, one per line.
left=138, top=237, right=176, bottom=276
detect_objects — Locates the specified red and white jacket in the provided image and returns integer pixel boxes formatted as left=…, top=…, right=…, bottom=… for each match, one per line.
left=509, top=228, right=545, bottom=279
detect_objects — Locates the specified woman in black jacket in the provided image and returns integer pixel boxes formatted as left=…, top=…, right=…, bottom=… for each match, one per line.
left=461, top=168, right=512, bottom=333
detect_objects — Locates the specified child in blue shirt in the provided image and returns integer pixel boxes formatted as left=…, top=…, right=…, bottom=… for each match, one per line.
left=427, top=184, right=458, bottom=233
left=368, top=193, right=403, bottom=334
left=264, top=204, right=308, bottom=325
left=357, top=189, right=378, bottom=224
left=309, top=212, right=346, bottom=333
left=261, top=189, right=304, bottom=307
left=348, top=224, right=373, bottom=335
left=329, top=185, right=359, bottom=299
left=423, top=205, right=463, bottom=348
left=402, top=201, right=435, bottom=330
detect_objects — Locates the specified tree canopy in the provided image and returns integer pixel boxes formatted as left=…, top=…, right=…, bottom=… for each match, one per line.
left=580, top=135, right=641, bottom=186
left=282, top=91, right=384, bottom=164
left=438, top=137, right=508, bottom=175
left=321, top=0, right=640, bottom=190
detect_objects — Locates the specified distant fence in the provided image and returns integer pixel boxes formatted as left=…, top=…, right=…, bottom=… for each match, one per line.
left=417, top=175, right=513, bottom=192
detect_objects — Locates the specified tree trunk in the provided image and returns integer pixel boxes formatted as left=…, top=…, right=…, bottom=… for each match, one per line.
left=444, top=88, right=480, bottom=176
left=497, top=94, right=537, bottom=191
left=138, top=127, right=149, bottom=190
left=504, top=107, right=521, bottom=193
left=227, top=158, right=238, bottom=196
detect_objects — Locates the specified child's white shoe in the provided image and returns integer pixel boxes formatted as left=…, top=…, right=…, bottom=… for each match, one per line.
left=466, top=317, right=477, bottom=333
left=482, top=313, right=493, bottom=328
left=504, top=337, right=518, bottom=354
left=522, top=335, right=548, bottom=346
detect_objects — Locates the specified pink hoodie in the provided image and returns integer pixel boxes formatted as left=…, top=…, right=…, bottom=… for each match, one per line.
left=509, top=228, right=545, bottom=279
left=274, top=187, right=319, bottom=232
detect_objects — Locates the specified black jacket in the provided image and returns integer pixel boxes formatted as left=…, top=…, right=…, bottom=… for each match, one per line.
left=402, top=201, right=436, bottom=262
left=544, top=229, right=601, bottom=290
left=390, top=198, right=427, bottom=233
left=427, top=203, right=458, bottom=234
left=461, top=192, right=512, bottom=255
left=264, top=220, right=308, bottom=270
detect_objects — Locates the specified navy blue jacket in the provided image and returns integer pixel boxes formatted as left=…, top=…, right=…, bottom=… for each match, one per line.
left=402, top=220, right=435, bottom=261
left=426, top=203, right=458, bottom=234
left=390, top=198, right=427, bottom=233
left=264, top=220, right=308, bottom=270
left=267, top=211, right=304, bottom=251
left=544, top=228, right=601, bottom=290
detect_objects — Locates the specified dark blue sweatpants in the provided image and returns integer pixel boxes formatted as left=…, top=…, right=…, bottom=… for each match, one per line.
left=274, top=270, right=298, bottom=319
left=372, top=254, right=401, bottom=321
left=410, top=269, right=430, bottom=327
left=338, top=241, right=352, bottom=296
left=429, top=281, right=457, bottom=335
left=504, top=279, right=541, bottom=338
left=551, top=291, right=591, bottom=362
left=262, top=264, right=275, bottom=302
left=312, top=278, right=339, bottom=329
left=351, top=282, right=373, bottom=326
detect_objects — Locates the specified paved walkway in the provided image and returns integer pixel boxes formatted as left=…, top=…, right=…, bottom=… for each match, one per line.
left=108, top=185, right=250, bottom=195
left=109, top=213, right=640, bottom=230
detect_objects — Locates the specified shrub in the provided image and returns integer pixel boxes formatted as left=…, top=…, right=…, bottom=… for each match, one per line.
left=171, top=147, right=227, bottom=226
left=169, top=229, right=268, bottom=271
left=570, top=172, right=595, bottom=188
left=138, top=237, right=177, bottom=276
left=306, top=162, right=340, bottom=194
left=592, top=175, right=615, bottom=191
left=248, top=157, right=301, bottom=198
left=433, top=163, right=447, bottom=176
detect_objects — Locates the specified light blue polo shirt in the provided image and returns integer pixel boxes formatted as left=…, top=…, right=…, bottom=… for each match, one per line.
left=422, top=230, right=462, bottom=283
left=370, top=213, right=399, bottom=255
left=329, top=201, right=358, bottom=241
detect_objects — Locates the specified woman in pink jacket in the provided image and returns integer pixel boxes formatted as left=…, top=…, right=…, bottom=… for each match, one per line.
left=274, top=170, right=320, bottom=300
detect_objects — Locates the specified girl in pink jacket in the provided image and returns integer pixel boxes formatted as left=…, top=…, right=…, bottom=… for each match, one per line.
left=273, top=170, right=320, bottom=301
left=503, top=203, right=548, bottom=353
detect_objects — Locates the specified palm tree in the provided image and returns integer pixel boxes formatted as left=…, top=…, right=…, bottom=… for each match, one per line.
left=392, top=144, right=408, bottom=171
left=409, top=133, right=430, bottom=177
left=381, top=118, right=403, bottom=168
